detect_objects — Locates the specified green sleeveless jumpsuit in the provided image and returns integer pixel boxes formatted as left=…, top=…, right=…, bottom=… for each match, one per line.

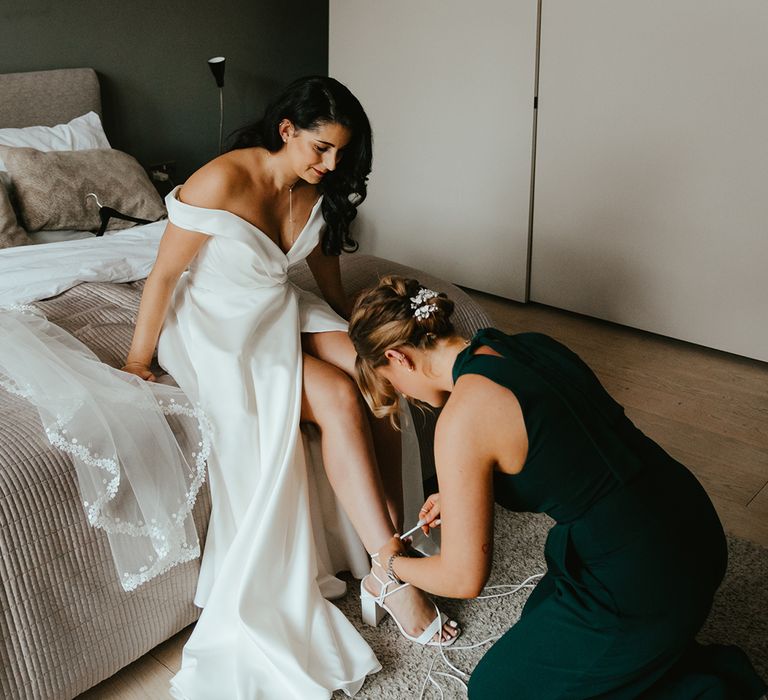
left=453, top=329, right=766, bottom=699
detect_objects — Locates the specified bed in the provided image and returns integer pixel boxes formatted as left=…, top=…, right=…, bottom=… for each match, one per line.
left=0, top=67, right=492, bottom=699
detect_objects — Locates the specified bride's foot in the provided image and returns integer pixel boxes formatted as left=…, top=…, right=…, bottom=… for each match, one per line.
left=362, top=558, right=459, bottom=645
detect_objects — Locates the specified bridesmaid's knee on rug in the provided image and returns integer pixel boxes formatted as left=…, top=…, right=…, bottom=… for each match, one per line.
left=468, top=653, right=527, bottom=700
left=467, top=632, right=539, bottom=700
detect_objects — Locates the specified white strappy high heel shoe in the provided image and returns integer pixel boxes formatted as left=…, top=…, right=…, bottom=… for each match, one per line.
left=360, top=554, right=460, bottom=647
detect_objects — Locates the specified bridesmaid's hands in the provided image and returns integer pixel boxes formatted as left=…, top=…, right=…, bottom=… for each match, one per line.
left=419, top=493, right=441, bottom=535
left=121, top=361, right=157, bottom=382
left=374, top=535, right=407, bottom=579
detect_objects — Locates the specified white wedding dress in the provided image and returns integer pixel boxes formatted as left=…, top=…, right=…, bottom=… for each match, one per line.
left=158, top=186, right=396, bottom=699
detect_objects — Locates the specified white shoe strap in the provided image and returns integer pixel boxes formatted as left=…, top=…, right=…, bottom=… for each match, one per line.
left=370, top=574, right=410, bottom=603
left=368, top=560, right=411, bottom=600
left=413, top=606, right=445, bottom=645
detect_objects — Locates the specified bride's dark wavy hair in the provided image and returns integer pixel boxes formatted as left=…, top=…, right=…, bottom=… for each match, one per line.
left=228, top=75, right=372, bottom=256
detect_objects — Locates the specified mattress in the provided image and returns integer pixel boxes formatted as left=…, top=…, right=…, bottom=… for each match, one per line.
left=0, top=279, right=210, bottom=700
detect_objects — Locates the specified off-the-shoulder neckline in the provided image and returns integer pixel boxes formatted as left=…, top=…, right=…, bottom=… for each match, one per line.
left=168, top=185, right=324, bottom=258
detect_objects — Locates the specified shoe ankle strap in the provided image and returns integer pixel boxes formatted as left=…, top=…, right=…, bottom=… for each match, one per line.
left=370, top=548, right=407, bottom=583
left=368, top=553, right=411, bottom=600
left=367, top=573, right=410, bottom=603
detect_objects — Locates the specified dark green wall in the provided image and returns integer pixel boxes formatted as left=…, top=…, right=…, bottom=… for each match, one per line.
left=0, top=0, right=329, bottom=180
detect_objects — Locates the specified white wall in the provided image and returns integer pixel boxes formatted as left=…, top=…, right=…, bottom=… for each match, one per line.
left=329, top=1, right=538, bottom=301
left=531, top=0, right=768, bottom=362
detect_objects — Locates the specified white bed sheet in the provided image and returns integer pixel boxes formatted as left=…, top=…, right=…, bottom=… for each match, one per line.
left=0, top=220, right=166, bottom=306
left=28, top=229, right=96, bottom=244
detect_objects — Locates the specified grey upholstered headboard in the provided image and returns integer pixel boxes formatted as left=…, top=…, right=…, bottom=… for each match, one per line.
left=0, top=67, right=101, bottom=128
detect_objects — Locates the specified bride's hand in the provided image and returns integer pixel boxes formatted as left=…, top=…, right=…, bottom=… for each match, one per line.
left=121, top=361, right=157, bottom=382
left=419, top=493, right=441, bottom=535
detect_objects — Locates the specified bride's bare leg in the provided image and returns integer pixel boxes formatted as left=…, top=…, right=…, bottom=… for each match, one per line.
left=301, top=353, right=394, bottom=552
left=369, top=416, right=403, bottom=532
left=302, top=332, right=403, bottom=530
left=301, top=352, right=457, bottom=643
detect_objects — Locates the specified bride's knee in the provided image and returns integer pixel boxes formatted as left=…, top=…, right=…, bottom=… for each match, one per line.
left=311, top=369, right=366, bottom=428
left=330, top=372, right=366, bottom=419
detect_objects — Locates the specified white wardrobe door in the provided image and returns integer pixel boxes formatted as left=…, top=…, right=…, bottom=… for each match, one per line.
left=329, top=0, right=538, bottom=301
left=532, top=1, right=768, bottom=361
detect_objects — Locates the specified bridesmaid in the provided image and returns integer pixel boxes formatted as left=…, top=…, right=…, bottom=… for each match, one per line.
left=348, top=274, right=767, bottom=699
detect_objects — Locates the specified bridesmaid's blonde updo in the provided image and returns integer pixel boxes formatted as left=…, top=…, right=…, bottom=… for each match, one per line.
left=349, top=275, right=455, bottom=426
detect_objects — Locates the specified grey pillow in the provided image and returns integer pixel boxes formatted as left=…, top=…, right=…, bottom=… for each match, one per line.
left=0, top=177, right=30, bottom=248
left=1, top=147, right=166, bottom=232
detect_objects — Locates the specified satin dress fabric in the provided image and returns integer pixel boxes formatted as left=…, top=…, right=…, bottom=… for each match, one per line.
left=157, top=186, right=383, bottom=699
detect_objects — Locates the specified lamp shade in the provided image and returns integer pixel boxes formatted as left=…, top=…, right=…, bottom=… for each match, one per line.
left=208, top=56, right=226, bottom=88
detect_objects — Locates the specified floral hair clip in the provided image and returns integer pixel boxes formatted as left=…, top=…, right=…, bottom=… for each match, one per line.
left=410, top=287, right=439, bottom=321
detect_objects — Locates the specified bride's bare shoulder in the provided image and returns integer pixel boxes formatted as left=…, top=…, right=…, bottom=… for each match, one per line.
left=179, top=150, right=257, bottom=210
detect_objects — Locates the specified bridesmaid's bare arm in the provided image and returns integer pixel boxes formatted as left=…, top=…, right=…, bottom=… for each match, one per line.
left=380, top=375, right=528, bottom=598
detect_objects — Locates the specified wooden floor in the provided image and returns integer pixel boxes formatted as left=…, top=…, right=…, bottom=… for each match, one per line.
left=77, top=625, right=193, bottom=699
left=77, top=292, right=768, bottom=699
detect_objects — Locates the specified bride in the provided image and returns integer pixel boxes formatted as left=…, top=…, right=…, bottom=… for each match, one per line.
left=121, top=76, right=458, bottom=699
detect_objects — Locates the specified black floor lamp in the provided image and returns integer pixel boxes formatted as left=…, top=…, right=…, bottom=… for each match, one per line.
left=208, top=56, right=226, bottom=154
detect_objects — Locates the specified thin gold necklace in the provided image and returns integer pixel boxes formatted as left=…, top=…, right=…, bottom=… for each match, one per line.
left=288, top=184, right=295, bottom=247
